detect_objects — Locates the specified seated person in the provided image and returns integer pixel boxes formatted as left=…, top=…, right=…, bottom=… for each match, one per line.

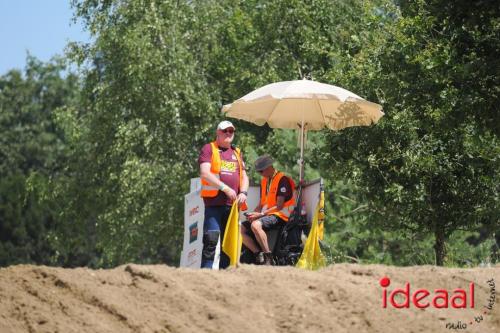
left=241, top=155, right=296, bottom=265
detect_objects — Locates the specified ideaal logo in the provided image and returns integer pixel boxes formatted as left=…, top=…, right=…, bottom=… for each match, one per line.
left=380, top=277, right=474, bottom=309
left=380, top=277, right=496, bottom=330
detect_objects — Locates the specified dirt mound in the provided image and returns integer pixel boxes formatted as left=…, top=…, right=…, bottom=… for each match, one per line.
left=0, top=264, right=498, bottom=333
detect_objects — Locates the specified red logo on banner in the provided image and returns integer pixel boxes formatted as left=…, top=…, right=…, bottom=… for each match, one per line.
left=189, top=206, right=199, bottom=216
left=380, top=277, right=475, bottom=309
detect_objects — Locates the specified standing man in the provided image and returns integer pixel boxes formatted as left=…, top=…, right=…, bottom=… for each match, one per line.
left=242, top=155, right=295, bottom=265
left=198, top=120, right=249, bottom=269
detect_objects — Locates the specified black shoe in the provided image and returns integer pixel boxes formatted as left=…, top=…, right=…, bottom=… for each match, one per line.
left=263, top=252, right=273, bottom=266
left=255, top=252, right=265, bottom=265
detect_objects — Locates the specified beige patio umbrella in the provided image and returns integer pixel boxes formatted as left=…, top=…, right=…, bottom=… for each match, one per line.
left=222, top=79, right=384, bottom=182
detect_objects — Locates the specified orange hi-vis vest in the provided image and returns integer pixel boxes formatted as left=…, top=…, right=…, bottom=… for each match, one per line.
left=200, top=141, right=244, bottom=198
left=260, top=171, right=296, bottom=222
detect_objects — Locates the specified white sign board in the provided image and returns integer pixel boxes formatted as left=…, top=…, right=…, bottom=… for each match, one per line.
left=189, top=177, right=201, bottom=192
left=180, top=190, right=204, bottom=268
left=302, top=179, right=322, bottom=223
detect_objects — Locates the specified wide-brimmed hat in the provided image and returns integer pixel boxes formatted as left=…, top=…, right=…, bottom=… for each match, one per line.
left=254, top=155, right=274, bottom=171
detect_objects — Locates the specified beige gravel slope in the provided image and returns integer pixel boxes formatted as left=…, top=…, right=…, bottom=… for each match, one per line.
left=0, top=263, right=498, bottom=333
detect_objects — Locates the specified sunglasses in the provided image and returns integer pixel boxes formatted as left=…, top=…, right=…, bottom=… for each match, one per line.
left=221, top=128, right=235, bottom=134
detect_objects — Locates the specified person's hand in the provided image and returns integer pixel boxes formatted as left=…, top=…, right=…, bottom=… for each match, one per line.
left=222, top=186, right=237, bottom=201
left=247, top=212, right=263, bottom=222
left=236, top=192, right=247, bottom=205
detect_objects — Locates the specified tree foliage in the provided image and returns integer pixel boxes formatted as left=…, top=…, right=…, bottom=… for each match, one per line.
left=61, top=0, right=386, bottom=266
left=0, top=56, right=80, bottom=266
left=320, top=0, right=499, bottom=265
left=1, top=0, right=497, bottom=267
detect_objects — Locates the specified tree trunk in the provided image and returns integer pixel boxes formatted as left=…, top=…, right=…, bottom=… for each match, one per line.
left=434, top=222, right=446, bottom=266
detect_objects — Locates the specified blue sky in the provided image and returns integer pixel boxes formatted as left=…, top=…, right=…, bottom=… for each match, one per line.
left=0, top=1, right=89, bottom=75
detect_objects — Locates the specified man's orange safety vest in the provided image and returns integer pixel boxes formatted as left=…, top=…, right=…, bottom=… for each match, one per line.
left=259, top=171, right=296, bottom=222
left=200, top=141, right=245, bottom=199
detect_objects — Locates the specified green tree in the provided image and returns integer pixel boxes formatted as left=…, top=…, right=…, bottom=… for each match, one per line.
left=321, top=0, right=500, bottom=265
left=67, top=0, right=395, bottom=266
left=67, top=0, right=499, bottom=268
left=0, top=56, right=80, bottom=266
left=67, top=0, right=225, bottom=266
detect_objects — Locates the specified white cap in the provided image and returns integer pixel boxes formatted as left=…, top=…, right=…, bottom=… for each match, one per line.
left=217, top=120, right=235, bottom=130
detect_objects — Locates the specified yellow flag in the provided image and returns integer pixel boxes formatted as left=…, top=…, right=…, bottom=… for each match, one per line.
left=222, top=201, right=242, bottom=267
left=317, top=189, right=325, bottom=241
left=296, top=201, right=326, bottom=270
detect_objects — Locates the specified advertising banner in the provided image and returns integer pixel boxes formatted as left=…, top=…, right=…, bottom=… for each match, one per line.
left=180, top=190, right=204, bottom=268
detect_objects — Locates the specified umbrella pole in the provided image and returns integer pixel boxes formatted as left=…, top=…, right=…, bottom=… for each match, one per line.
left=299, top=119, right=305, bottom=184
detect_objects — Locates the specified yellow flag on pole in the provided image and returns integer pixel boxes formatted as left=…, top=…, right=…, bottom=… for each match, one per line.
left=296, top=201, right=326, bottom=270
left=222, top=201, right=242, bottom=267
left=317, top=189, right=325, bottom=241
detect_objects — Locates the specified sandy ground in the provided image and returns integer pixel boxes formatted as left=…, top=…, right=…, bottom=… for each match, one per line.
left=0, top=263, right=498, bottom=333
